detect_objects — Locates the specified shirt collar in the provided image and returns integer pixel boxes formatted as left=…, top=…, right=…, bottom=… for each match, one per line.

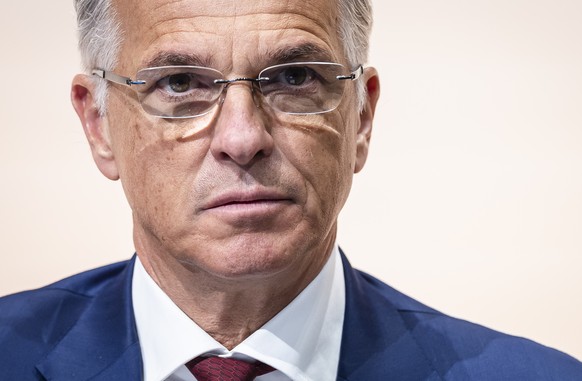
left=132, top=245, right=345, bottom=381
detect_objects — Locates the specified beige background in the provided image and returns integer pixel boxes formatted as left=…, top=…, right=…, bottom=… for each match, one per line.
left=1, top=0, right=581, bottom=360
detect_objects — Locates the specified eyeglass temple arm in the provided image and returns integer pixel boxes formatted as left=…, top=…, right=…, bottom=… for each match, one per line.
left=92, top=69, right=146, bottom=86
left=336, top=65, right=364, bottom=81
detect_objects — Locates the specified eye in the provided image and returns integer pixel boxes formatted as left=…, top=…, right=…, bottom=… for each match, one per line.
left=282, top=66, right=309, bottom=86
left=166, top=73, right=195, bottom=93
left=153, top=72, right=212, bottom=95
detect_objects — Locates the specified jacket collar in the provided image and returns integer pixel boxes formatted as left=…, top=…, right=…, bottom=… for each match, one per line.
left=36, top=256, right=143, bottom=381
left=337, top=251, right=440, bottom=380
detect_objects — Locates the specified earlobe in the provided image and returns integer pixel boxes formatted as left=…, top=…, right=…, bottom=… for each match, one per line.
left=71, top=74, right=120, bottom=180
left=354, top=67, right=380, bottom=173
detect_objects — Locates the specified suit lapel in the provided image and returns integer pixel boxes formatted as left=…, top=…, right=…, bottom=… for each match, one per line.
left=337, top=252, right=441, bottom=381
left=36, top=257, right=143, bottom=381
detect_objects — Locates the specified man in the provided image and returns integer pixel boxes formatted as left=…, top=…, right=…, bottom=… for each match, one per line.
left=0, top=0, right=580, bottom=380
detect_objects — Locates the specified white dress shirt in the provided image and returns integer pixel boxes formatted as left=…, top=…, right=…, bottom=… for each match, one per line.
left=132, top=245, right=346, bottom=381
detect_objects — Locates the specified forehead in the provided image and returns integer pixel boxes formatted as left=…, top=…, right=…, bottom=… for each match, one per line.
left=113, top=0, right=343, bottom=73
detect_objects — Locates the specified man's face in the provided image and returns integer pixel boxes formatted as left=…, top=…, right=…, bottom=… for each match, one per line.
left=81, top=0, right=376, bottom=280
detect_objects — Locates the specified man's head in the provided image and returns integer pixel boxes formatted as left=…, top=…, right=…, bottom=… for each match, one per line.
left=71, top=0, right=380, bottom=287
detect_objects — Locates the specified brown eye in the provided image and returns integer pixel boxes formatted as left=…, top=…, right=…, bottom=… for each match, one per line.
left=283, top=66, right=308, bottom=86
left=168, top=73, right=193, bottom=93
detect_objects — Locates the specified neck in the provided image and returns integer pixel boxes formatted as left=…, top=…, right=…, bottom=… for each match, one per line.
left=135, top=231, right=335, bottom=349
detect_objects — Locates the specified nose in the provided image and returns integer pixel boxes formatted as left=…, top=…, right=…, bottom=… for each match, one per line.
left=210, top=83, right=274, bottom=166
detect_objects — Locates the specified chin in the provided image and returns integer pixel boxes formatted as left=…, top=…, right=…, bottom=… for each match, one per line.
left=204, top=254, right=291, bottom=281
left=187, top=237, right=301, bottom=280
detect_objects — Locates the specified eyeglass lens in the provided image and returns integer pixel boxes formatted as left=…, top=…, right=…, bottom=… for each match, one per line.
left=133, top=63, right=350, bottom=118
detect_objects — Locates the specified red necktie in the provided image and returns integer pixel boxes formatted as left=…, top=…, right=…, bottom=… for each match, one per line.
left=187, top=356, right=275, bottom=381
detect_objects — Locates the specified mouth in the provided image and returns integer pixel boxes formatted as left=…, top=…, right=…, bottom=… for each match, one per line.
left=202, top=189, right=294, bottom=218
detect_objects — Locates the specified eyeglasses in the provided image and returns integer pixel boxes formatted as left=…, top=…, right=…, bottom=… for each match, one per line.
left=92, top=62, right=363, bottom=119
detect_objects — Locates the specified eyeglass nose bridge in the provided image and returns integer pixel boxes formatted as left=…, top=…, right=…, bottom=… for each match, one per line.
left=213, top=76, right=270, bottom=106
left=214, top=76, right=270, bottom=85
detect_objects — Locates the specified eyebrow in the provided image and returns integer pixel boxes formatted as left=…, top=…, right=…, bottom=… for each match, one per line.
left=266, top=43, right=336, bottom=65
left=140, top=43, right=335, bottom=70
left=141, top=52, right=213, bottom=69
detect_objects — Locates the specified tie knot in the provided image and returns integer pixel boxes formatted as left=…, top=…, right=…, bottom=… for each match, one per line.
left=187, top=356, right=275, bottom=381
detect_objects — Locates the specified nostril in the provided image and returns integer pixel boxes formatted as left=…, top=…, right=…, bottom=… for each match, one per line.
left=219, top=128, right=273, bottom=166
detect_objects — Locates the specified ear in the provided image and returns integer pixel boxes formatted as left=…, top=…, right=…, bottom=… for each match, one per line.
left=71, top=74, right=120, bottom=180
left=354, top=67, right=380, bottom=173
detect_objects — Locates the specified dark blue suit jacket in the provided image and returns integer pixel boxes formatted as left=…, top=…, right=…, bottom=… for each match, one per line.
left=1, top=253, right=581, bottom=380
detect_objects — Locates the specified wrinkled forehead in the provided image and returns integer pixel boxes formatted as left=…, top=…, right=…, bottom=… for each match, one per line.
left=113, top=0, right=343, bottom=74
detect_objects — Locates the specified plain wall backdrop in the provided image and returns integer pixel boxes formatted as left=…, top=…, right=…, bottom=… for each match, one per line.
left=1, top=0, right=581, bottom=360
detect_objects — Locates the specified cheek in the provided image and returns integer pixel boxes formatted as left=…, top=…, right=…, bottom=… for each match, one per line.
left=311, top=113, right=358, bottom=215
left=107, top=99, right=200, bottom=223
left=119, top=138, right=210, bottom=248
left=275, top=113, right=356, bottom=220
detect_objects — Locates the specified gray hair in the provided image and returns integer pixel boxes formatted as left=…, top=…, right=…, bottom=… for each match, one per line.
left=74, top=0, right=373, bottom=113
left=338, top=0, right=373, bottom=110
left=74, top=0, right=122, bottom=114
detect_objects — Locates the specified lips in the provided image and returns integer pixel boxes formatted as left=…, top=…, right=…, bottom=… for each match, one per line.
left=202, top=188, right=293, bottom=211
